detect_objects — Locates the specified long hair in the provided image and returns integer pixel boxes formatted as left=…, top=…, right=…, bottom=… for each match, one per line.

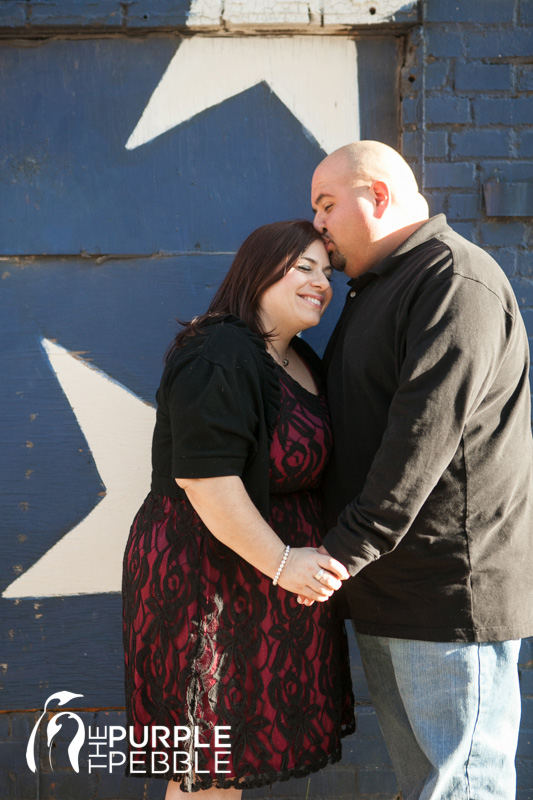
left=167, top=220, right=322, bottom=358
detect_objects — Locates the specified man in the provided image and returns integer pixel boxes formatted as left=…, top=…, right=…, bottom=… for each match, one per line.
left=311, top=141, right=533, bottom=799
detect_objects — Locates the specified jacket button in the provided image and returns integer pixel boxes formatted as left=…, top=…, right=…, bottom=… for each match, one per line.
left=349, top=290, right=357, bottom=297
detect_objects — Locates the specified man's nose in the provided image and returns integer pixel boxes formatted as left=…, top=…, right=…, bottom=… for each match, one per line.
left=313, top=211, right=324, bottom=233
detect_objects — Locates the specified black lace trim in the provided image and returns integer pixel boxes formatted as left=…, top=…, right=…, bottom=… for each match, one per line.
left=127, top=727, right=355, bottom=789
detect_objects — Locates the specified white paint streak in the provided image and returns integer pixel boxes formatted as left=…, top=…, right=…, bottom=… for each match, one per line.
left=186, top=0, right=223, bottom=26
left=322, top=0, right=415, bottom=25
left=186, top=0, right=416, bottom=26
left=2, top=340, right=155, bottom=598
left=223, top=0, right=312, bottom=26
left=125, top=37, right=359, bottom=155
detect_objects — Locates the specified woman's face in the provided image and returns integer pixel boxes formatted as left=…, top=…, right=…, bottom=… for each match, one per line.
left=259, top=240, right=333, bottom=337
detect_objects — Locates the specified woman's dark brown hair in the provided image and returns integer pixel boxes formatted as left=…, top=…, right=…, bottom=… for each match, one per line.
left=167, top=219, right=323, bottom=358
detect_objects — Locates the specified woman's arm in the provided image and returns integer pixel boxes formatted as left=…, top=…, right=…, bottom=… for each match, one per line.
left=176, top=475, right=349, bottom=602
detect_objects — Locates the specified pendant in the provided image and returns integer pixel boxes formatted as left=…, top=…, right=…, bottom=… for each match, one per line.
left=282, top=358, right=289, bottom=367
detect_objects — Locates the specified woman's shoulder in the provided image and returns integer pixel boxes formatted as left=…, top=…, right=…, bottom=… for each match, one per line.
left=199, top=316, right=267, bottom=366
left=163, top=315, right=269, bottom=378
left=159, top=316, right=281, bottom=430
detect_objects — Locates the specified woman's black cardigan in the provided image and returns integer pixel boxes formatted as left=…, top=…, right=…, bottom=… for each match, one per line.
left=150, top=316, right=323, bottom=520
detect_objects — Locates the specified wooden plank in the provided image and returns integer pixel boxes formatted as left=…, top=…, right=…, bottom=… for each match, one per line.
left=0, top=0, right=418, bottom=31
left=0, top=255, right=228, bottom=602
left=186, top=0, right=417, bottom=28
left=0, top=30, right=399, bottom=709
left=0, top=596, right=126, bottom=710
left=322, top=0, right=418, bottom=26
left=124, top=36, right=360, bottom=154
left=0, top=2, right=27, bottom=27
left=23, top=0, right=124, bottom=26
left=0, top=38, right=326, bottom=255
left=0, top=252, right=345, bottom=704
left=357, top=36, right=402, bottom=149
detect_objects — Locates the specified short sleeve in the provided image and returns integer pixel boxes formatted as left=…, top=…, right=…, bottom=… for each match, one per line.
left=163, top=351, right=260, bottom=480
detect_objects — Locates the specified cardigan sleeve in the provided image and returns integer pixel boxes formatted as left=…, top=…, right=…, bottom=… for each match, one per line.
left=163, top=341, right=261, bottom=480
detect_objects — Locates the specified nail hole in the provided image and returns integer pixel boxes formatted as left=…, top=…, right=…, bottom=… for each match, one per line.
left=369, top=7, right=376, bottom=14
left=408, top=74, right=416, bottom=83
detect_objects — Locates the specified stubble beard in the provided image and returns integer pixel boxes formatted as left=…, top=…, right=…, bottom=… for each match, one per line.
left=329, top=247, right=347, bottom=272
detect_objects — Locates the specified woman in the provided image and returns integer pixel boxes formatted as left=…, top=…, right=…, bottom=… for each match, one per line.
left=122, top=220, right=355, bottom=798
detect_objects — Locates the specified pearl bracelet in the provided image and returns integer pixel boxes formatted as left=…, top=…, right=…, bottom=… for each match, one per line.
left=272, top=545, right=291, bottom=586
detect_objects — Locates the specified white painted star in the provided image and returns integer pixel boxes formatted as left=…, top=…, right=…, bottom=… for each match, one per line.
left=125, top=36, right=360, bottom=154
left=2, top=340, right=155, bottom=598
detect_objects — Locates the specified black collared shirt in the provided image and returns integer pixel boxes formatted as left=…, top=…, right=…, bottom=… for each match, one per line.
left=323, top=215, right=533, bottom=642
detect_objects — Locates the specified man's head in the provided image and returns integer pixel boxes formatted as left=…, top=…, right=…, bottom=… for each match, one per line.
left=311, top=141, right=429, bottom=278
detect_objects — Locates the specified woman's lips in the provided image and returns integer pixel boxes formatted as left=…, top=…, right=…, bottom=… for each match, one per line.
left=298, top=294, right=323, bottom=307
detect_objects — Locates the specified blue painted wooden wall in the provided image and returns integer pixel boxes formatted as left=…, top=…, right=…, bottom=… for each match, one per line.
left=2, top=4, right=531, bottom=797
left=0, top=33, right=399, bottom=710
left=0, top=25, right=402, bottom=797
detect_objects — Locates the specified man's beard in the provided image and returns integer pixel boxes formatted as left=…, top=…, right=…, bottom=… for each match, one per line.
left=329, top=247, right=347, bottom=271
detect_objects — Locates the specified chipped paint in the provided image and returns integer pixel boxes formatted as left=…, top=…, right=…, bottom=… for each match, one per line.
left=3, top=339, right=155, bottom=599
left=186, top=0, right=417, bottom=27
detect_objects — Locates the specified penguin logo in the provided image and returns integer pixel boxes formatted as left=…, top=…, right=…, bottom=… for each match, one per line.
left=26, top=691, right=85, bottom=773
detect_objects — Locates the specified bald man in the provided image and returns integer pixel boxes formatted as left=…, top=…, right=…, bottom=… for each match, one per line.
left=311, top=141, right=533, bottom=800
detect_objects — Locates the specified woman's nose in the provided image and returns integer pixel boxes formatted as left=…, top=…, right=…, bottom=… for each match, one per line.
left=311, top=272, right=330, bottom=289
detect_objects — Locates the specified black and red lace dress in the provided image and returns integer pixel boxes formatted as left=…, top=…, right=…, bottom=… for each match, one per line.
left=122, top=318, right=355, bottom=790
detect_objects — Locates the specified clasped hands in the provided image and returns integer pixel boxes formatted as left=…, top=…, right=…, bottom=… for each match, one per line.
left=276, top=544, right=349, bottom=606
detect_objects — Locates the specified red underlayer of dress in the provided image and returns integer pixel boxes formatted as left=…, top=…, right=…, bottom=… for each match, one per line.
left=122, top=369, right=355, bottom=790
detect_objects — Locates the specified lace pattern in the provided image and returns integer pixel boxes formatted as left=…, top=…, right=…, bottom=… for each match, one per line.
left=122, top=370, right=355, bottom=789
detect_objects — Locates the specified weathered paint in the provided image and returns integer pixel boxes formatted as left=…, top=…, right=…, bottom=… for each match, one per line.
left=0, top=38, right=334, bottom=255
left=0, top=31, right=399, bottom=711
left=0, top=36, right=399, bottom=258
left=1, top=251, right=347, bottom=601
left=2, top=340, right=155, bottom=599
left=126, top=36, right=360, bottom=154
left=322, top=0, right=417, bottom=26
left=186, top=0, right=418, bottom=27
left=0, top=0, right=418, bottom=30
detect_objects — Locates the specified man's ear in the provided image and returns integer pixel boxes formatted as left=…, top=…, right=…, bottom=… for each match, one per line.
left=371, top=180, right=390, bottom=218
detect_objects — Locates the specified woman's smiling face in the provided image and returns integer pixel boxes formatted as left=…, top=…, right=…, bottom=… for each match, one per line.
left=258, top=239, right=333, bottom=338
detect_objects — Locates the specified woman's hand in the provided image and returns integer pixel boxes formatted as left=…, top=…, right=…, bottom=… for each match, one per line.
left=277, top=547, right=349, bottom=603
left=176, top=476, right=349, bottom=605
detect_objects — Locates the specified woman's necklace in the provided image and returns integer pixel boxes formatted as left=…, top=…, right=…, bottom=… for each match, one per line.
left=269, top=342, right=290, bottom=367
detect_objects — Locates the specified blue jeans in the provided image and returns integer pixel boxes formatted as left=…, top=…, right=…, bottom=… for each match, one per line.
left=355, top=631, right=522, bottom=800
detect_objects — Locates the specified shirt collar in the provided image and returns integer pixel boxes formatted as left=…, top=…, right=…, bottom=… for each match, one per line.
left=348, top=214, right=451, bottom=288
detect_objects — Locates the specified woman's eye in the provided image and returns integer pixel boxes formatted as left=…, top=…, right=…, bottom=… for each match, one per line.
left=324, top=204, right=332, bottom=212
left=325, top=273, right=333, bottom=283
left=297, top=264, right=311, bottom=272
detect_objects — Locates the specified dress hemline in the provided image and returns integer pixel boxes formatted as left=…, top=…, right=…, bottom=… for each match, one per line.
left=125, top=722, right=356, bottom=790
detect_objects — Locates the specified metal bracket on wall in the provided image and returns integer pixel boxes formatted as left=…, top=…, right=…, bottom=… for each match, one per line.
left=483, top=181, right=533, bottom=217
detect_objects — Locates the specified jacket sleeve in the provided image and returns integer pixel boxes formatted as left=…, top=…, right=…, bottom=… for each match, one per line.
left=322, top=271, right=514, bottom=575
left=164, top=346, right=260, bottom=480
